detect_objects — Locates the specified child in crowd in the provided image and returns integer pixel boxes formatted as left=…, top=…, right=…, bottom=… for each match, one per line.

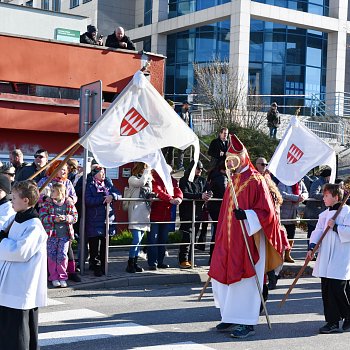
left=40, top=182, right=78, bottom=288
left=0, top=174, right=15, bottom=229
left=307, top=183, right=350, bottom=334
left=0, top=180, right=47, bottom=350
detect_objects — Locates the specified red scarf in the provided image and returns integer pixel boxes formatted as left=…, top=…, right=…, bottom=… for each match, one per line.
left=291, top=183, right=300, bottom=196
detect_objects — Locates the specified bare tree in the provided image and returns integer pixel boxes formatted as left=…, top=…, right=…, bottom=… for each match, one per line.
left=193, top=59, right=245, bottom=131
left=242, top=89, right=266, bottom=130
left=193, top=58, right=265, bottom=131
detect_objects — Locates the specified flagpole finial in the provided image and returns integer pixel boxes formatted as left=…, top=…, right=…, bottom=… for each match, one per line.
left=141, top=60, right=151, bottom=74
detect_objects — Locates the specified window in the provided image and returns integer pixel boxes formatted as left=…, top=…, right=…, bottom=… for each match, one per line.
left=83, top=0, right=92, bottom=3
left=52, top=0, right=61, bottom=11
left=254, top=0, right=329, bottom=16
left=144, top=0, right=152, bottom=25
left=26, top=0, right=33, bottom=6
left=41, top=0, right=49, bottom=10
left=70, top=0, right=79, bottom=8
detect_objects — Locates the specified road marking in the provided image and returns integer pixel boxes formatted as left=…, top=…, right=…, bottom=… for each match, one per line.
left=47, top=298, right=64, bottom=306
left=134, top=342, right=214, bottom=350
left=39, top=309, right=105, bottom=323
left=39, top=322, right=157, bottom=346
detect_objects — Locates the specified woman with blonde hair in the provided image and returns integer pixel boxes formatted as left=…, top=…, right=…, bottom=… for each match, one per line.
left=126, top=162, right=153, bottom=273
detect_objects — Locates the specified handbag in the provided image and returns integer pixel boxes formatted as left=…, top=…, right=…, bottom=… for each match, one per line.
left=122, top=186, right=138, bottom=211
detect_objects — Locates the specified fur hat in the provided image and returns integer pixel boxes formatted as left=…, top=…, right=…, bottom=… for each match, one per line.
left=0, top=174, right=11, bottom=195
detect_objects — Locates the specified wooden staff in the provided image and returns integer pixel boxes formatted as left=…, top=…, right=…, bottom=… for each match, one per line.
left=225, top=155, right=271, bottom=329
left=29, top=139, right=81, bottom=181
left=280, top=189, right=350, bottom=307
left=198, top=276, right=211, bottom=301
left=38, top=144, right=81, bottom=194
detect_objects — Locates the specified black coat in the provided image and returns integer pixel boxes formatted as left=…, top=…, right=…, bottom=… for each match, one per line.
left=206, top=169, right=228, bottom=221
left=208, top=137, right=228, bottom=166
left=105, top=33, right=136, bottom=50
left=16, top=163, right=46, bottom=183
left=178, top=168, right=208, bottom=230
left=267, top=109, right=280, bottom=128
left=80, top=32, right=99, bottom=45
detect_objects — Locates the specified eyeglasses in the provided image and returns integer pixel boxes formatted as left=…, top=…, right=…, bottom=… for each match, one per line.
left=197, top=168, right=203, bottom=171
left=34, top=155, right=44, bottom=159
left=5, top=173, right=15, bottom=177
left=257, top=163, right=268, bottom=166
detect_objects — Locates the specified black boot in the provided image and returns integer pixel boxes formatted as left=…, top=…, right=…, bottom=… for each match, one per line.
left=94, top=265, right=103, bottom=277
left=126, top=258, right=136, bottom=273
left=267, top=270, right=278, bottom=290
left=134, top=257, right=144, bottom=272
left=260, top=283, right=269, bottom=314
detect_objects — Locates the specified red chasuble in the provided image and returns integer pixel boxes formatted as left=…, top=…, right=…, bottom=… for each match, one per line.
left=208, top=166, right=284, bottom=285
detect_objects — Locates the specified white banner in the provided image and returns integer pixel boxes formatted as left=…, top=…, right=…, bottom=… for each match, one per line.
left=80, top=71, right=200, bottom=195
left=268, top=116, right=336, bottom=185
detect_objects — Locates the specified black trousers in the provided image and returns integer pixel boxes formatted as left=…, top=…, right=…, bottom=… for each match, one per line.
left=321, top=277, right=350, bottom=323
left=88, top=236, right=106, bottom=271
left=284, top=224, right=296, bottom=240
left=178, top=223, right=201, bottom=263
left=0, top=306, right=39, bottom=350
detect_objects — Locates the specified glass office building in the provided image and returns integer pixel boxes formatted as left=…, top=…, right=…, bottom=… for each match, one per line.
left=165, top=20, right=230, bottom=101
left=165, top=0, right=329, bottom=111
left=249, top=19, right=327, bottom=113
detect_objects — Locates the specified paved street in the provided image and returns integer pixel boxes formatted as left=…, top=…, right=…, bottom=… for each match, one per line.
left=42, top=275, right=350, bottom=350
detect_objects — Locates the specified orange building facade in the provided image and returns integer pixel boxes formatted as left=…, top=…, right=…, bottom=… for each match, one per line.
left=0, top=33, right=165, bottom=155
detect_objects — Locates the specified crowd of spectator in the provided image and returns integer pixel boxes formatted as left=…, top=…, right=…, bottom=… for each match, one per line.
left=0, top=124, right=337, bottom=287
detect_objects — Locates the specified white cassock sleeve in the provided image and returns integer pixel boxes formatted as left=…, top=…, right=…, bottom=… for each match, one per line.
left=243, top=210, right=262, bottom=237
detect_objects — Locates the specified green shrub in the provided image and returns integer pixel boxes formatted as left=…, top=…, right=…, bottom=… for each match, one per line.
left=72, top=229, right=184, bottom=250
left=109, top=229, right=183, bottom=246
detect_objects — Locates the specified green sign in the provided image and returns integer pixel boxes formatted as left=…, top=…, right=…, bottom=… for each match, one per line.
left=55, top=28, right=80, bottom=43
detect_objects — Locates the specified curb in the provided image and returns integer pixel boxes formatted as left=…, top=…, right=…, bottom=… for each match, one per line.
left=47, top=261, right=312, bottom=296
left=48, top=269, right=210, bottom=295
left=75, top=271, right=209, bottom=290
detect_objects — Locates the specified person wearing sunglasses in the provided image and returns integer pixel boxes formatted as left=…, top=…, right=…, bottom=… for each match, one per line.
left=0, top=164, right=16, bottom=185
left=16, top=149, right=48, bottom=183
left=255, top=157, right=269, bottom=176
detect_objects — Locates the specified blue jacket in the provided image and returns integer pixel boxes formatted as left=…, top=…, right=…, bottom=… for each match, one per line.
left=85, top=176, right=120, bottom=237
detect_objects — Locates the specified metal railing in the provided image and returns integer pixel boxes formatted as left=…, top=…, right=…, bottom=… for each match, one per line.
left=302, top=120, right=345, bottom=144
left=97, top=197, right=321, bottom=275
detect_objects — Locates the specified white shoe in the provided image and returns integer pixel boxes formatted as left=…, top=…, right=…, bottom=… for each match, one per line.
left=52, top=280, right=60, bottom=288
left=59, top=280, right=67, bottom=288
left=138, top=251, right=147, bottom=260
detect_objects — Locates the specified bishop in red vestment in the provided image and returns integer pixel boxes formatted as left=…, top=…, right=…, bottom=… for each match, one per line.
left=208, top=134, right=284, bottom=339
